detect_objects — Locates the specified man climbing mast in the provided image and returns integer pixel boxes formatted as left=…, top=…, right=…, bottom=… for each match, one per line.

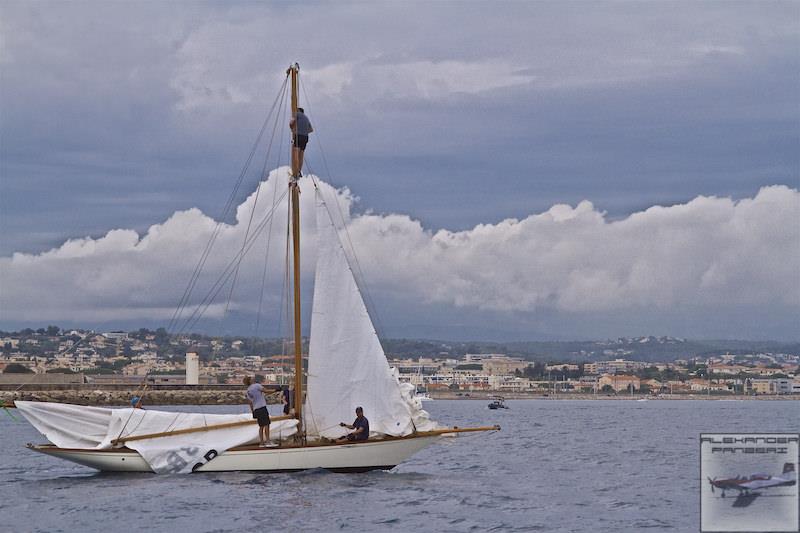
left=287, top=63, right=312, bottom=179
left=290, top=106, right=313, bottom=178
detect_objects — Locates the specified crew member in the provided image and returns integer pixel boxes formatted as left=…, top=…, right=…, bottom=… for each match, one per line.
left=338, top=406, right=369, bottom=442
left=282, top=386, right=292, bottom=415
left=289, top=107, right=313, bottom=177
left=244, top=376, right=276, bottom=447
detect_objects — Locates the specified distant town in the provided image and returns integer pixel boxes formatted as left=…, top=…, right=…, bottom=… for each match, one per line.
left=1, top=327, right=798, bottom=396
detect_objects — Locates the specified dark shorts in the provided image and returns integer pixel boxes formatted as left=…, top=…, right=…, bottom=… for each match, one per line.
left=283, top=403, right=290, bottom=415
left=292, top=134, right=309, bottom=151
left=253, top=406, right=270, bottom=427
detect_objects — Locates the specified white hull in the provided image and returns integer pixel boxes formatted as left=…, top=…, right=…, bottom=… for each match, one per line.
left=29, top=435, right=439, bottom=473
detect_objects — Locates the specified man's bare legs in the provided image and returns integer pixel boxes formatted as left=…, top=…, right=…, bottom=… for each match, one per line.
left=291, top=146, right=305, bottom=177
left=261, top=425, right=269, bottom=445
left=298, top=148, right=305, bottom=175
left=292, top=146, right=300, bottom=177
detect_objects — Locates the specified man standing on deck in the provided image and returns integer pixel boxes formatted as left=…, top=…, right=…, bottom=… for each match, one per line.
left=289, top=107, right=313, bottom=177
left=243, top=376, right=276, bottom=447
left=337, top=406, right=369, bottom=442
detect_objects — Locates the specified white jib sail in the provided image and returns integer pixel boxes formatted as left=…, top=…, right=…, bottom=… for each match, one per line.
left=304, top=190, right=431, bottom=439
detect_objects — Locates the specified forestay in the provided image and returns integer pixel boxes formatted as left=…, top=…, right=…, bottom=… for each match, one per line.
left=16, top=401, right=298, bottom=473
left=304, top=191, right=438, bottom=439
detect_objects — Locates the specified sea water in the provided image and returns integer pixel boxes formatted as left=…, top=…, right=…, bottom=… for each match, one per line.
left=0, top=400, right=797, bottom=532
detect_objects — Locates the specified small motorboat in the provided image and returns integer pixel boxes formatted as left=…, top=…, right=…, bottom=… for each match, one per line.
left=488, top=397, right=508, bottom=410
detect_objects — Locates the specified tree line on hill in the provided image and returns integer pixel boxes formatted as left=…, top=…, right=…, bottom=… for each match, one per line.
left=2, top=327, right=798, bottom=363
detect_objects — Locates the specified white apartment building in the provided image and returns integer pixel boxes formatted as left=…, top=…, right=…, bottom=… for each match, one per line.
left=584, top=359, right=647, bottom=375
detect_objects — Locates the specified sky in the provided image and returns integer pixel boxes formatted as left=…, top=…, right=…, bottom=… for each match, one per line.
left=0, top=2, right=798, bottom=341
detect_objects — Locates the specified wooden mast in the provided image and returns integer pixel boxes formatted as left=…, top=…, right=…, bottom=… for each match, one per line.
left=288, top=63, right=303, bottom=429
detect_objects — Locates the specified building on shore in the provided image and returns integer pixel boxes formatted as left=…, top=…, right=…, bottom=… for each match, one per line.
left=585, top=359, right=647, bottom=375
left=598, top=373, right=641, bottom=392
left=185, top=352, right=199, bottom=385
left=747, top=377, right=795, bottom=395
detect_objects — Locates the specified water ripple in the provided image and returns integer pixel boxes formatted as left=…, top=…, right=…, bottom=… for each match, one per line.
left=2, top=400, right=797, bottom=532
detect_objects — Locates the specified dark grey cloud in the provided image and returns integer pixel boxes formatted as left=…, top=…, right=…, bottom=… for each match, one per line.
left=1, top=1, right=798, bottom=339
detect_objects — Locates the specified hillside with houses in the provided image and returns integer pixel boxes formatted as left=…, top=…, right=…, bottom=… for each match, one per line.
left=1, top=327, right=797, bottom=396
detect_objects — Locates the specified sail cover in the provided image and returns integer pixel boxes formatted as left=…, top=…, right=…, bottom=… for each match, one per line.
left=305, top=191, right=432, bottom=439
left=16, top=400, right=112, bottom=449
left=17, top=401, right=298, bottom=473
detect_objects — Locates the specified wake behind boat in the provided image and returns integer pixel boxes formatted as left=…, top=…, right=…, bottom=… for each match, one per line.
left=19, top=63, right=499, bottom=473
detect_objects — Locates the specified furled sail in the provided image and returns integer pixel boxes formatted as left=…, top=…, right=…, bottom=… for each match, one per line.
left=304, top=190, right=431, bottom=439
left=16, top=401, right=298, bottom=473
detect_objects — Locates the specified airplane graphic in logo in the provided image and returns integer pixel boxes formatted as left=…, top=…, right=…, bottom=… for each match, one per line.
left=708, top=463, right=797, bottom=507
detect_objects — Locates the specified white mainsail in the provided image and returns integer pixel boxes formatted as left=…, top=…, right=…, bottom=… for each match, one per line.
left=304, top=190, right=432, bottom=439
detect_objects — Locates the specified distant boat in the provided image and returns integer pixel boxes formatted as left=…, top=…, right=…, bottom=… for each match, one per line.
left=488, top=397, right=508, bottom=410
left=414, top=392, right=434, bottom=402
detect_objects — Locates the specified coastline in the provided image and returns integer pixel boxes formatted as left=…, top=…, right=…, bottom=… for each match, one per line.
left=2, top=388, right=798, bottom=406
left=428, top=391, right=800, bottom=401
left=0, top=388, right=280, bottom=407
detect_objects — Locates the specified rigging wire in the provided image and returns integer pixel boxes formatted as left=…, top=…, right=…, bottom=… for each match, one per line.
left=254, top=150, right=286, bottom=335
left=306, top=157, right=387, bottom=342
left=116, top=72, right=292, bottom=438
left=224, top=79, right=290, bottom=318
left=178, top=188, right=288, bottom=333
left=299, top=78, right=388, bottom=340
left=255, top=79, right=291, bottom=336
left=176, top=188, right=290, bottom=335
left=279, top=186, right=292, bottom=375
left=168, top=74, right=289, bottom=334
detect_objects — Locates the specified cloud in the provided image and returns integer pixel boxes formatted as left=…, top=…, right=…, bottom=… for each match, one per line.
left=2, top=2, right=798, bottom=260
left=302, top=60, right=536, bottom=101
left=1, top=170, right=797, bottom=337
left=349, top=184, right=800, bottom=314
left=1, top=3, right=798, bottom=338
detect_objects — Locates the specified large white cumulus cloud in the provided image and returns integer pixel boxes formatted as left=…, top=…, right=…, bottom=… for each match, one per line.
left=353, top=184, right=799, bottom=313
left=1, top=170, right=797, bottom=326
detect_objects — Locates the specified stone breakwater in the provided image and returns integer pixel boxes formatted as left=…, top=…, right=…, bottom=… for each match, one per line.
left=1, top=389, right=283, bottom=407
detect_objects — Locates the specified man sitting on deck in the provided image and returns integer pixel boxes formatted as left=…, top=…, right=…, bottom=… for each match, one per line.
left=243, top=376, right=277, bottom=447
left=338, top=406, right=369, bottom=442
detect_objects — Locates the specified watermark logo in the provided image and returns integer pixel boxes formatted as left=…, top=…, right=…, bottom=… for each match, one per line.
left=701, top=433, right=799, bottom=532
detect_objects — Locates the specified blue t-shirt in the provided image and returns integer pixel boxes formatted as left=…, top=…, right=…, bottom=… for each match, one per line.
left=294, top=111, right=313, bottom=135
left=246, top=383, right=267, bottom=410
left=352, top=416, right=369, bottom=440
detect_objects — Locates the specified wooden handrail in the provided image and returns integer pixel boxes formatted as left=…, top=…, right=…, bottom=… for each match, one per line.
left=111, top=414, right=294, bottom=445
left=111, top=420, right=498, bottom=446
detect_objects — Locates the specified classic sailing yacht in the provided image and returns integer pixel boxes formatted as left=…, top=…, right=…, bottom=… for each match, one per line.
left=18, top=64, right=498, bottom=473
